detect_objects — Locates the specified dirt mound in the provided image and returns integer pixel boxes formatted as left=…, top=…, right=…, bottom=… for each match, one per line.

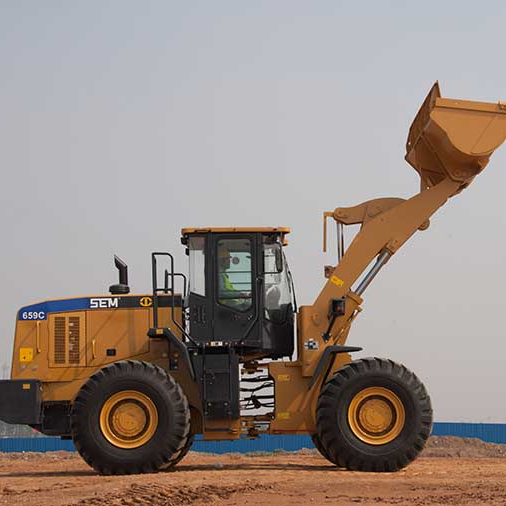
left=421, top=436, right=506, bottom=458
left=280, top=435, right=506, bottom=459
left=71, top=481, right=259, bottom=506
left=241, top=435, right=506, bottom=460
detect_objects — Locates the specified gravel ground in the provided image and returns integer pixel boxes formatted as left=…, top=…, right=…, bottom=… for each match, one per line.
left=1, top=436, right=506, bottom=506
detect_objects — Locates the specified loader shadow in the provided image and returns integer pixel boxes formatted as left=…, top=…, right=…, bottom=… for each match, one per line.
left=0, top=469, right=96, bottom=478
left=169, top=462, right=338, bottom=473
left=0, top=461, right=337, bottom=478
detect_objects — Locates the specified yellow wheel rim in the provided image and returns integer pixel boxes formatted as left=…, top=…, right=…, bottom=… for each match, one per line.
left=348, top=386, right=405, bottom=445
left=99, top=390, right=158, bottom=449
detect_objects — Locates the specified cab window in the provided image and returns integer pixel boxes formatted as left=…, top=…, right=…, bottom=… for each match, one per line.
left=188, top=236, right=206, bottom=296
left=217, top=238, right=252, bottom=311
left=263, top=241, right=293, bottom=322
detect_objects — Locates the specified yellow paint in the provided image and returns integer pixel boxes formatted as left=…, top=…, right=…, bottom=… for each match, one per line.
left=277, top=374, right=290, bottom=382
left=277, top=412, right=290, bottom=420
left=19, top=347, right=33, bottom=362
left=330, top=275, right=344, bottom=287
left=22, top=383, right=31, bottom=390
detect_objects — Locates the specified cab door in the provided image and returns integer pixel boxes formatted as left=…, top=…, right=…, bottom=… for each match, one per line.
left=212, top=234, right=258, bottom=343
left=188, top=235, right=213, bottom=342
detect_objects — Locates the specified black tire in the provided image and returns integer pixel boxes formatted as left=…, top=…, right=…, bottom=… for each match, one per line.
left=71, top=360, right=190, bottom=475
left=311, top=433, right=332, bottom=462
left=316, top=357, right=432, bottom=472
left=164, top=433, right=194, bottom=469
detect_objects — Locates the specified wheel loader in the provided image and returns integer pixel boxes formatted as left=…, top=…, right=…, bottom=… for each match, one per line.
left=1, top=83, right=505, bottom=475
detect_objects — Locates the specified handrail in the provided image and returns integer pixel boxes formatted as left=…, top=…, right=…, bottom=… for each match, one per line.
left=151, top=252, right=197, bottom=346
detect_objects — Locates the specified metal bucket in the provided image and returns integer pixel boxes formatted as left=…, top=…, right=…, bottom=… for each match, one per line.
left=406, top=82, right=506, bottom=190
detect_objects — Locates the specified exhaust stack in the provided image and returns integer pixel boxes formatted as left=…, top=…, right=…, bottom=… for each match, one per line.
left=109, top=255, right=130, bottom=295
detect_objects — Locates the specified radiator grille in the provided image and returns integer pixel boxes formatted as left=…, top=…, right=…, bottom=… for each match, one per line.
left=52, top=314, right=83, bottom=366
left=68, top=316, right=80, bottom=364
left=53, top=317, right=66, bottom=364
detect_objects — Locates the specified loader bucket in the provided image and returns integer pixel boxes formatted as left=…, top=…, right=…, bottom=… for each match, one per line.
left=406, top=82, right=506, bottom=190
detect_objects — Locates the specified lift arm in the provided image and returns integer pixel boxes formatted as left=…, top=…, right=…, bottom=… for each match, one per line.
left=299, top=82, right=506, bottom=378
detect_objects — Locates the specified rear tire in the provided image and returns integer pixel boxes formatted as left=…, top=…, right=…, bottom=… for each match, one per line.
left=311, top=433, right=332, bottom=461
left=71, top=360, right=190, bottom=475
left=163, top=433, right=194, bottom=468
left=316, top=357, right=432, bottom=472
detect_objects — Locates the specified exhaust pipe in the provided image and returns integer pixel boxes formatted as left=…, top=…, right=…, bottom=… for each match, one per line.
left=109, top=255, right=130, bottom=295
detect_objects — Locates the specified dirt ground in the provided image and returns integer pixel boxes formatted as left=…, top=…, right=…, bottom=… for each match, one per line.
left=1, top=437, right=506, bottom=506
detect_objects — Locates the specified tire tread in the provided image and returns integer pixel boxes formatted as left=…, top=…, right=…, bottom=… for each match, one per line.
left=71, top=360, right=190, bottom=475
left=316, top=357, right=432, bottom=473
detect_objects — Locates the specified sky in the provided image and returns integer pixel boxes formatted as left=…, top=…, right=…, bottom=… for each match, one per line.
left=0, top=1, right=505, bottom=422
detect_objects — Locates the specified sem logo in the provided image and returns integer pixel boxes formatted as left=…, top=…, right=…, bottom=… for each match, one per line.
left=90, top=298, right=119, bottom=309
left=139, top=297, right=153, bottom=307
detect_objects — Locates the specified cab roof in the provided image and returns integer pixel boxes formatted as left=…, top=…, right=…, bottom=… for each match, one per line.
left=181, top=227, right=291, bottom=235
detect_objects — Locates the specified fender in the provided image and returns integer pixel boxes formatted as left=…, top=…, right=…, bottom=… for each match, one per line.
left=308, top=345, right=362, bottom=390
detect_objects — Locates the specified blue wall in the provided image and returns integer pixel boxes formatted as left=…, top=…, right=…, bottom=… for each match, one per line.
left=431, top=422, right=506, bottom=443
left=1, top=422, right=506, bottom=453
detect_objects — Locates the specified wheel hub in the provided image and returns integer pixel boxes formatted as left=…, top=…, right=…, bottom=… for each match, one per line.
left=100, top=390, right=158, bottom=449
left=348, top=386, right=405, bottom=445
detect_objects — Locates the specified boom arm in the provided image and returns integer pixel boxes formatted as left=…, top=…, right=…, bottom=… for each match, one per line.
left=298, top=82, right=506, bottom=378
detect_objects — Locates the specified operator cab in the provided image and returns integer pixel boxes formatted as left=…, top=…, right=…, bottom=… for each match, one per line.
left=181, top=227, right=295, bottom=360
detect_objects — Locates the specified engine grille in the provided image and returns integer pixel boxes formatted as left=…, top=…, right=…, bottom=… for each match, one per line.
left=53, top=317, right=66, bottom=364
left=51, top=313, right=84, bottom=367
left=68, top=316, right=81, bottom=364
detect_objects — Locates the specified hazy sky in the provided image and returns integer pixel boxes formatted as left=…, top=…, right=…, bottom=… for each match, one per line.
left=1, top=1, right=505, bottom=422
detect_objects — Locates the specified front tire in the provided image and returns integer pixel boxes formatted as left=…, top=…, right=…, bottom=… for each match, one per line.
left=71, top=360, right=190, bottom=475
left=316, top=357, right=432, bottom=472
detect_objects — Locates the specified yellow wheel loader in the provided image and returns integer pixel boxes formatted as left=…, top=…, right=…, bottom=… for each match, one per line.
left=1, top=83, right=505, bottom=475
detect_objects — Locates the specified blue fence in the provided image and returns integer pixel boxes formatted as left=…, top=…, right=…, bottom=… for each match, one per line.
left=431, top=422, right=506, bottom=443
left=1, top=423, right=506, bottom=453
